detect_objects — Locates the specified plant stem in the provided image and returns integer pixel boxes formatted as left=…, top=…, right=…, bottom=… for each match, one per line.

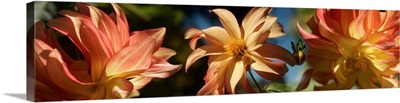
left=249, top=70, right=263, bottom=93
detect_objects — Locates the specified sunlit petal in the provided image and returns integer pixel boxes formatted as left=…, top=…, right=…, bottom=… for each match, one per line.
left=185, top=44, right=225, bottom=72
left=211, top=9, right=241, bottom=38
left=105, top=37, right=155, bottom=77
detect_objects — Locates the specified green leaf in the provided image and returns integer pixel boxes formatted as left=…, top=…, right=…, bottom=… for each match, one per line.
left=263, top=81, right=291, bottom=93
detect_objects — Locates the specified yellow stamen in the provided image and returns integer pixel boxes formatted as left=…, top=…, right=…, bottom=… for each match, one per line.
left=225, top=39, right=247, bottom=58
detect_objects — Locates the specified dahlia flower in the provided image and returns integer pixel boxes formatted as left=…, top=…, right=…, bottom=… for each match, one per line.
left=32, top=3, right=181, bottom=101
left=296, top=9, right=399, bottom=91
left=185, top=7, right=296, bottom=94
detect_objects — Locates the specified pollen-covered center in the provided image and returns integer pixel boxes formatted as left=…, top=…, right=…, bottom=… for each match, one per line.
left=344, top=53, right=367, bottom=74
left=225, top=39, right=247, bottom=58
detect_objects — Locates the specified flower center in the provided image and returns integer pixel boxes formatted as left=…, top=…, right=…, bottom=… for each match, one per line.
left=344, top=53, right=367, bottom=73
left=225, top=39, right=247, bottom=58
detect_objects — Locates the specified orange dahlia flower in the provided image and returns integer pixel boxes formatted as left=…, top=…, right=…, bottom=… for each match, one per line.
left=32, top=3, right=181, bottom=101
left=296, top=9, right=399, bottom=91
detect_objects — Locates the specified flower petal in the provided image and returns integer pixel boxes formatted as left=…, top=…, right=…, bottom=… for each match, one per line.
left=88, top=5, right=125, bottom=53
left=185, top=44, right=225, bottom=72
left=47, top=17, right=90, bottom=60
left=249, top=51, right=288, bottom=80
left=225, top=59, right=245, bottom=94
left=76, top=3, right=90, bottom=16
left=332, top=57, right=347, bottom=84
left=46, top=49, right=95, bottom=96
left=202, top=26, right=232, bottom=46
left=245, top=16, right=278, bottom=47
left=129, top=27, right=166, bottom=53
left=109, top=78, right=133, bottom=99
left=242, top=7, right=271, bottom=37
left=34, top=39, right=52, bottom=80
left=198, top=56, right=232, bottom=95
left=238, top=67, right=256, bottom=93
left=105, top=37, right=155, bottom=77
left=211, top=9, right=241, bottom=38
left=140, top=59, right=182, bottom=78
left=318, top=21, right=360, bottom=58
left=295, top=69, right=313, bottom=91
left=316, top=9, right=343, bottom=35
left=184, top=28, right=206, bottom=50
left=110, top=3, right=130, bottom=48
left=254, top=44, right=296, bottom=66
left=348, top=11, right=367, bottom=40
left=269, top=21, right=286, bottom=38
left=68, top=60, right=92, bottom=83
left=48, top=15, right=114, bottom=81
left=153, top=47, right=177, bottom=60
left=310, top=59, right=334, bottom=85
left=129, top=76, right=152, bottom=90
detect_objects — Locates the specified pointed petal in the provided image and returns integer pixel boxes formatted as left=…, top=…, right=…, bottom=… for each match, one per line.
left=245, top=16, right=277, bottom=47
left=348, top=11, right=367, bottom=40
left=185, top=44, right=225, bottom=72
left=297, top=22, right=340, bottom=54
left=110, top=3, right=130, bottom=48
left=140, top=59, right=182, bottom=78
left=295, top=69, right=313, bottom=91
left=105, top=37, right=155, bottom=77
left=76, top=3, right=90, bottom=16
left=79, top=19, right=114, bottom=81
left=249, top=51, right=288, bottom=80
left=46, top=49, right=95, bottom=96
left=269, top=21, right=286, bottom=38
left=153, top=47, right=177, bottom=60
left=129, top=27, right=166, bottom=53
left=129, top=76, right=152, bottom=90
left=88, top=5, right=125, bottom=52
left=110, top=3, right=129, bottom=28
left=242, top=7, right=271, bottom=37
left=48, top=15, right=114, bottom=81
left=338, top=9, right=358, bottom=36
left=225, top=60, right=245, bottom=94
left=202, top=26, right=232, bottom=46
left=184, top=28, right=205, bottom=50
left=316, top=9, right=343, bottom=34
left=211, top=9, right=241, bottom=38
left=255, top=44, right=296, bottom=66
left=47, top=17, right=90, bottom=61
